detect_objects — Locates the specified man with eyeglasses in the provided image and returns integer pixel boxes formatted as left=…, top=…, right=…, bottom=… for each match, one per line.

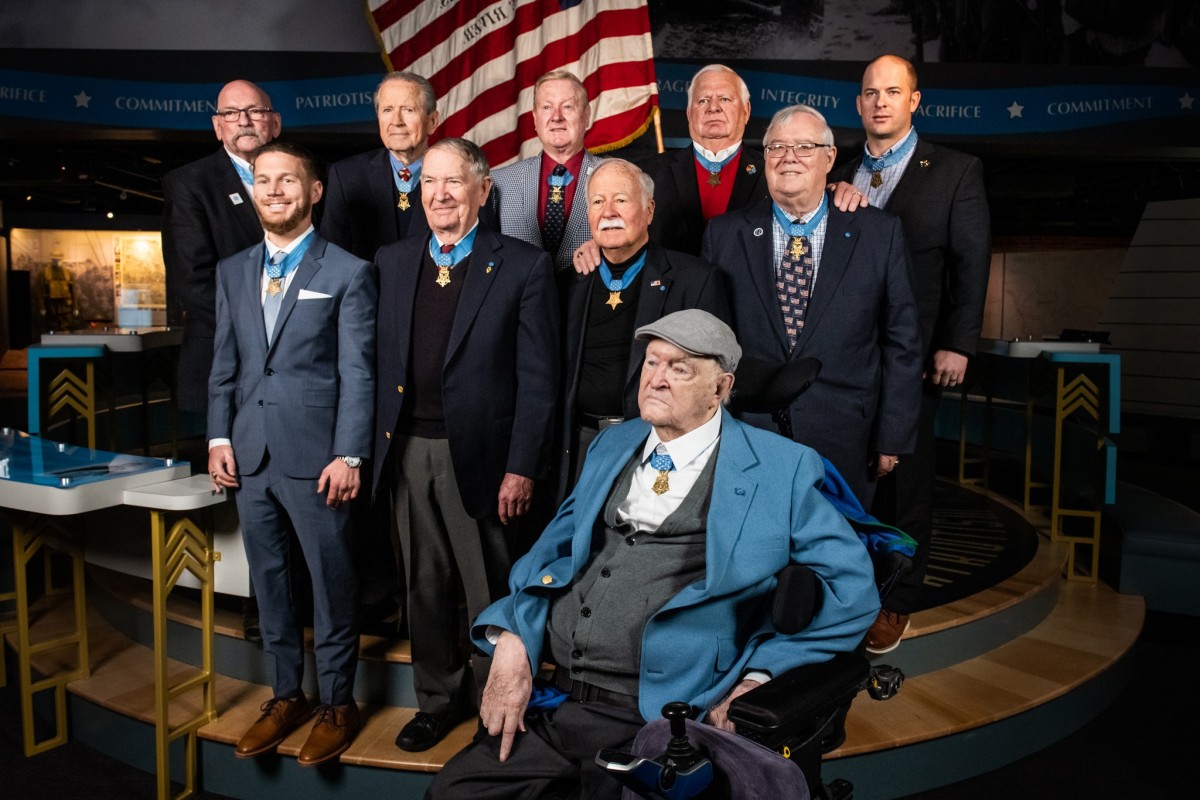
left=163, top=79, right=281, bottom=418
left=701, top=104, right=922, bottom=507
left=828, top=54, right=990, bottom=655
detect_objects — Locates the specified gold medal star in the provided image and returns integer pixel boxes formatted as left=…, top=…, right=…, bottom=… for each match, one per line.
left=606, top=291, right=622, bottom=310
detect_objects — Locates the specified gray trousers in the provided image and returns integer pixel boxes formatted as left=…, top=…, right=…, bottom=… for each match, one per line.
left=391, top=435, right=510, bottom=714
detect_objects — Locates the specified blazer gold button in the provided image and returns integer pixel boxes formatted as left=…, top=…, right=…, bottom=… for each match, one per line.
left=397, top=385, right=404, bottom=393
left=541, top=575, right=553, bottom=585
left=385, top=431, right=391, bottom=439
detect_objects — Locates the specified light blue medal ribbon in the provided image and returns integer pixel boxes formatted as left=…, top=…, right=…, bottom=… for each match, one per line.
left=428, top=226, right=479, bottom=268
left=693, top=144, right=741, bottom=185
left=231, top=158, right=253, bottom=187
left=264, top=234, right=313, bottom=281
left=547, top=165, right=575, bottom=199
left=862, top=128, right=918, bottom=186
left=389, top=154, right=422, bottom=210
left=772, top=193, right=828, bottom=239
left=597, top=249, right=648, bottom=310
left=649, top=446, right=675, bottom=495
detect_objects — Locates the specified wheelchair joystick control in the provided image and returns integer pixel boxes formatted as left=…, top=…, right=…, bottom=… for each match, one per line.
left=595, top=702, right=714, bottom=799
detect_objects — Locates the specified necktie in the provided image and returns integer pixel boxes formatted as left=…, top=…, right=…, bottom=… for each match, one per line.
left=543, top=164, right=570, bottom=258
left=777, top=234, right=815, bottom=351
left=435, top=243, right=455, bottom=287
left=263, top=251, right=285, bottom=345
left=650, top=447, right=675, bottom=496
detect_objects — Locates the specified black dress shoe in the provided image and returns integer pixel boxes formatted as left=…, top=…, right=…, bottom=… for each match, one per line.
left=395, top=710, right=458, bottom=752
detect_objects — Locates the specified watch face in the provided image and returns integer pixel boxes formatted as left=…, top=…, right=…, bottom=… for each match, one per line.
left=341, top=456, right=362, bottom=468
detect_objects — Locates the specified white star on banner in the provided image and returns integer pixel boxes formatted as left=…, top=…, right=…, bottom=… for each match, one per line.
left=1181, top=92, right=1195, bottom=110
left=74, top=90, right=91, bottom=108
left=1007, top=101, right=1024, bottom=119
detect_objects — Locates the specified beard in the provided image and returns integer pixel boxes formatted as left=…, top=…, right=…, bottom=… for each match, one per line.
left=258, top=198, right=310, bottom=237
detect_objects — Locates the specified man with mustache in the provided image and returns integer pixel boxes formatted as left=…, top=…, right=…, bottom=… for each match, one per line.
left=557, top=158, right=728, bottom=496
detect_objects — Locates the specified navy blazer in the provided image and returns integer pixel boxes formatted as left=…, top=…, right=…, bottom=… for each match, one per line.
left=207, top=234, right=377, bottom=478
left=639, top=146, right=769, bottom=256
left=832, top=139, right=990, bottom=359
left=373, top=225, right=560, bottom=519
left=702, top=199, right=922, bottom=501
left=474, top=409, right=880, bottom=721
left=321, top=147, right=431, bottom=262
left=162, top=149, right=266, bottom=411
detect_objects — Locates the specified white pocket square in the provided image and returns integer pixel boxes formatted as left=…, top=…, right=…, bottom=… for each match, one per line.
left=297, top=289, right=332, bottom=300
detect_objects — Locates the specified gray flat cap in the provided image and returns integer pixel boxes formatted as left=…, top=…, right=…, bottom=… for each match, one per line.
left=635, top=309, right=741, bottom=372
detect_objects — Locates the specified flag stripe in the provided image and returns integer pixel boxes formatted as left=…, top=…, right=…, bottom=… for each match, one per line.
left=368, top=0, right=657, bottom=166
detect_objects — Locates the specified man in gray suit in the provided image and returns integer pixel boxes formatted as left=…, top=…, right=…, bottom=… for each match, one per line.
left=490, top=69, right=602, bottom=281
left=208, top=140, right=377, bottom=766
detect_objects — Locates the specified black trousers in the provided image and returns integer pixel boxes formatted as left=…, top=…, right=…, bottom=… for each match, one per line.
left=428, top=699, right=645, bottom=800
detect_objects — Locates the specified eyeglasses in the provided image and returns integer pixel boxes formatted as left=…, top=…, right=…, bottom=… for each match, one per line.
left=216, top=107, right=275, bottom=122
left=763, top=143, right=831, bottom=158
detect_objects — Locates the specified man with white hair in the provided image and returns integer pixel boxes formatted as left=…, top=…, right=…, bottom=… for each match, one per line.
left=702, top=104, right=923, bottom=508
left=557, top=158, right=728, bottom=496
left=639, top=64, right=769, bottom=255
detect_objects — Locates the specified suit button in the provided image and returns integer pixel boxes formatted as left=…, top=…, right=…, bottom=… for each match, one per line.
left=626, top=537, right=636, bottom=546
left=600, top=568, right=611, bottom=578
left=572, top=649, right=582, bottom=660
left=397, top=385, right=404, bottom=393
left=572, top=666, right=582, bottom=675
left=385, top=432, right=391, bottom=439
left=580, top=607, right=591, bottom=618
left=265, top=368, right=274, bottom=376
left=257, top=400, right=263, bottom=407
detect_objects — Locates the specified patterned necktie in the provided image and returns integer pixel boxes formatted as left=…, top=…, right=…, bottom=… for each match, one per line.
left=777, top=234, right=815, bottom=351
left=649, top=446, right=675, bottom=496
left=542, top=163, right=570, bottom=258
left=263, top=251, right=285, bottom=345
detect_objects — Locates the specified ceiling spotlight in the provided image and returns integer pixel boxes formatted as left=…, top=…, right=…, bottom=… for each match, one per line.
left=106, top=211, right=114, bottom=219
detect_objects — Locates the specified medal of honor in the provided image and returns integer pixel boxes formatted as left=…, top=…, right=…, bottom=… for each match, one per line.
left=436, top=266, right=452, bottom=288
left=266, top=277, right=283, bottom=297
left=652, top=471, right=670, bottom=495
left=707, top=170, right=721, bottom=187
left=397, top=192, right=410, bottom=211
left=606, top=291, right=623, bottom=310
left=790, top=238, right=806, bottom=259
left=550, top=184, right=564, bottom=204
left=870, top=171, right=883, bottom=188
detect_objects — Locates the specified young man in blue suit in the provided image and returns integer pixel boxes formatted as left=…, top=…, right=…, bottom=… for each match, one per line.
left=429, top=310, right=879, bottom=800
left=702, top=104, right=923, bottom=508
left=208, top=140, right=376, bottom=766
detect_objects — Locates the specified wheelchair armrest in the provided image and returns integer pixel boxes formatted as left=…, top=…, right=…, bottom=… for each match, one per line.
left=726, top=651, right=869, bottom=749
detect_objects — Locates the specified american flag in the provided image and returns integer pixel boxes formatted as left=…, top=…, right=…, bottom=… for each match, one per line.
left=366, top=0, right=658, bottom=167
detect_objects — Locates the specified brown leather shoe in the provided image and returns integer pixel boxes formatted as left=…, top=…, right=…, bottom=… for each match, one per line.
left=865, top=609, right=910, bottom=654
left=235, top=694, right=312, bottom=758
left=298, top=703, right=361, bottom=767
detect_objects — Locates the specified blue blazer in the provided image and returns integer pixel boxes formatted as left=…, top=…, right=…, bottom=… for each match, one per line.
left=207, top=233, right=377, bottom=478
left=372, top=225, right=560, bottom=518
left=474, top=409, right=880, bottom=721
left=702, top=199, right=923, bottom=501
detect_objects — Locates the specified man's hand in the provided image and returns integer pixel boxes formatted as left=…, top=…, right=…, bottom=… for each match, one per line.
left=572, top=239, right=602, bottom=275
left=480, top=631, right=533, bottom=762
left=497, top=473, right=534, bottom=525
left=707, top=678, right=761, bottom=732
left=317, top=458, right=360, bottom=508
left=875, top=453, right=900, bottom=478
left=928, top=350, right=969, bottom=388
left=208, top=445, right=239, bottom=490
left=828, top=180, right=869, bottom=213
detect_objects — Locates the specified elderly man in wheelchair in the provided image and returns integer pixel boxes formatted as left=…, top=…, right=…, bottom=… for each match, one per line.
left=428, top=310, right=910, bottom=800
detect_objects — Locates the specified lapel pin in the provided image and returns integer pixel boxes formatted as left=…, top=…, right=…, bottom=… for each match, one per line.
left=844, top=231, right=852, bottom=238
left=919, top=159, right=930, bottom=168
left=229, top=193, right=243, bottom=205
left=735, top=487, right=745, bottom=496
left=746, top=164, right=757, bottom=175
left=487, top=261, right=494, bottom=274
left=753, top=227, right=764, bottom=237
left=650, top=279, right=661, bottom=287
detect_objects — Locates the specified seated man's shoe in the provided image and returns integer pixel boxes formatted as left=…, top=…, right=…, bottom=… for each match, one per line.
left=235, top=694, right=312, bottom=758
left=395, top=710, right=458, bottom=752
left=865, top=609, right=910, bottom=655
left=298, top=703, right=361, bottom=766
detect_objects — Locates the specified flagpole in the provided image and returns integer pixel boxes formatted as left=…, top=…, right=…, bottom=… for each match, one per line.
left=653, top=106, right=664, bottom=154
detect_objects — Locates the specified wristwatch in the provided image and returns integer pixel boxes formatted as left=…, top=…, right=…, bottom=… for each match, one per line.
left=339, top=455, right=363, bottom=469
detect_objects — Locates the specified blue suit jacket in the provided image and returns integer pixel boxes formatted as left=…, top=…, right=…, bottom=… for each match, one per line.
left=491, top=152, right=603, bottom=271
left=207, top=233, right=377, bottom=478
left=372, top=225, right=560, bottom=518
left=473, top=409, right=880, bottom=721
left=702, top=199, right=923, bottom=501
